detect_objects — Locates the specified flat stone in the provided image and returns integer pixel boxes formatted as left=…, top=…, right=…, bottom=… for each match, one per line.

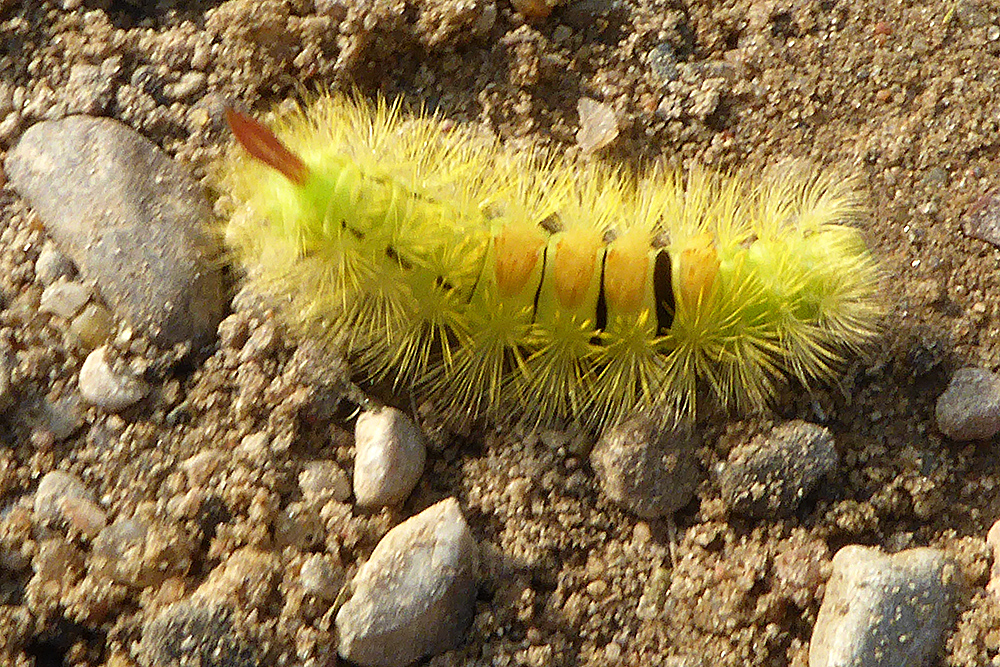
left=809, top=545, right=956, bottom=667
left=336, top=497, right=479, bottom=667
left=718, top=420, right=838, bottom=519
left=590, top=417, right=699, bottom=518
left=5, top=115, right=225, bottom=347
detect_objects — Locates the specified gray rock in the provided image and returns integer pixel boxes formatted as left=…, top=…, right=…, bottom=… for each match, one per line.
left=353, top=406, right=426, bottom=508
left=935, top=367, right=1000, bottom=440
left=137, top=601, right=258, bottom=667
left=810, top=546, right=956, bottom=667
left=78, top=345, right=149, bottom=412
left=590, top=417, right=699, bottom=518
left=718, top=420, right=838, bottom=519
left=5, top=115, right=224, bottom=348
left=41, top=394, right=84, bottom=440
left=336, top=497, right=479, bottom=667
left=34, top=241, right=76, bottom=285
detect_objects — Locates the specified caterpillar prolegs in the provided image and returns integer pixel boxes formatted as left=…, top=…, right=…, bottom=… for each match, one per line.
left=220, top=95, right=880, bottom=430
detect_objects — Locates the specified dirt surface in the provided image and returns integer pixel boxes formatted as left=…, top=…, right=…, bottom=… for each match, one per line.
left=2, top=1, right=1000, bottom=666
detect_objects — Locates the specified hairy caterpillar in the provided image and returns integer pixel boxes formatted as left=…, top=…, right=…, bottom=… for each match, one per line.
left=220, top=95, right=880, bottom=430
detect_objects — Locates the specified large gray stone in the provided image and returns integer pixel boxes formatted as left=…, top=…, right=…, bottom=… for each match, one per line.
left=810, top=546, right=956, bottom=667
left=5, top=115, right=224, bottom=347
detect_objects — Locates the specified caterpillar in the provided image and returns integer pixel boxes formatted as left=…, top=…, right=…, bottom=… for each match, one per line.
left=219, top=94, right=880, bottom=430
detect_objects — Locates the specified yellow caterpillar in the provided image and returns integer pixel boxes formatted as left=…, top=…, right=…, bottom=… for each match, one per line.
left=220, top=94, right=880, bottom=430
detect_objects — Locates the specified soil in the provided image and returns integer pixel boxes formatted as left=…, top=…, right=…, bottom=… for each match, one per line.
left=2, top=0, right=1000, bottom=666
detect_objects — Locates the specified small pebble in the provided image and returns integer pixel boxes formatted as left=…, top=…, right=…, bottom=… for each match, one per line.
left=336, top=497, right=479, bottom=667
left=935, top=367, right=1000, bottom=440
left=590, top=417, right=699, bottom=518
left=298, top=553, right=344, bottom=601
left=194, top=547, right=280, bottom=610
left=353, top=406, right=426, bottom=508
left=510, top=0, right=551, bottom=20
left=78, top=345, right=149, bottom=412
left=576, top=97, right=619, bottom=153
left=648, top=43, right=680, bottom=83
left=34, top=241, right=76, bottom=285
left=91, top=517, right=194, bottom=588
left=33, top=470, right=97, bottom=529
left=38, top=279, right=91, bottom=318
left=70, top=302, right=114, bottom=349
left=273, top=501, right=324, bottom=550
left=32, top=538, right=85, bottom=585
left=299, top=460, right=352, bottom=505
left=137, top=601, right=258, bottom=667
left=4, top=115, right=225, bottom=347
left=41, top=394, right=84, bottom=440
left=810, top=545, right=956, bottom=667
left=962, top=191, right=1000, bottom=248
left=718, top=420, right=838, bottom=519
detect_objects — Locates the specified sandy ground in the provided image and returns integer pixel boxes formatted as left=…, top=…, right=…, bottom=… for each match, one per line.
left=2, top=0, right=1000, bottom=665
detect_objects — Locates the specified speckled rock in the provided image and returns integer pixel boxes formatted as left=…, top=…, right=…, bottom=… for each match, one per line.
left=336, top=497, right=479, bottom=667
left=78, top=345, right=149, bottom=411
left=718, top=420, right=838, bottom=519
left=590, top=417, right=699, bottom=518
left=137, top=601, right=259, bottom=667
left=353, top=406, right=426, bottom=508
left=809, top=545, right=956, bottom=667
left=935, top=367, right=1000, bottom=441
left=5, top=115, right=225, bottom=347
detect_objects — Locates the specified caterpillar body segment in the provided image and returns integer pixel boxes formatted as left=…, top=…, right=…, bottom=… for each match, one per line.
left=221, top=96, right=880, bottom=429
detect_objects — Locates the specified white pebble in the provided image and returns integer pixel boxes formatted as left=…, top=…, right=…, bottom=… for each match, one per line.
left=353, top=407, right=426, bottom=508
left=78, top=345, right=148, bottom=411
left=576, top=97, right=619, bottom=153
left=336, top=498, right=479, bottom=667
